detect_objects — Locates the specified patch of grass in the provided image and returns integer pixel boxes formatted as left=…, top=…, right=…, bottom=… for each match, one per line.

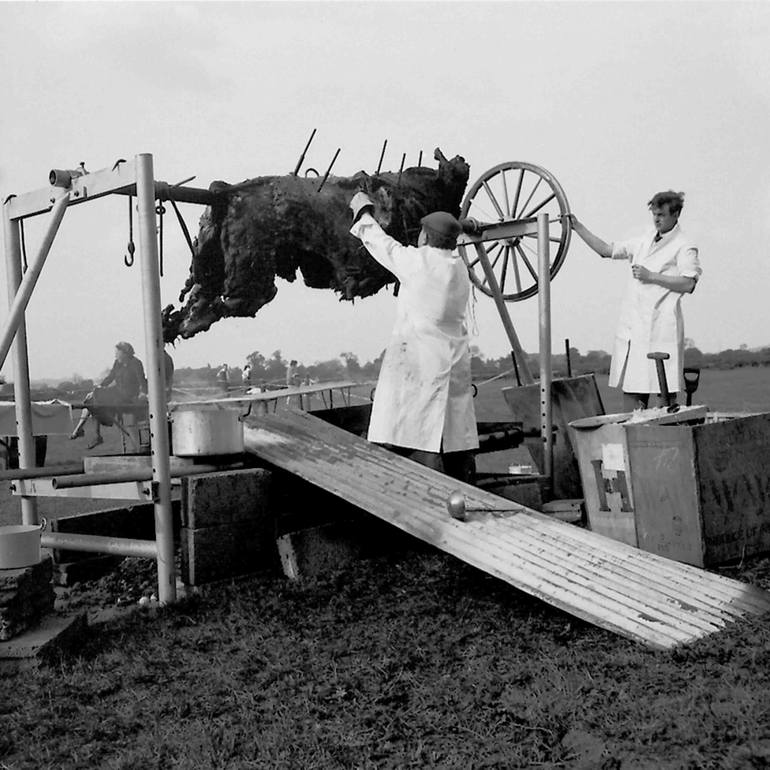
left=4, top=374, right=770, bottom=767
left=4, top=550, right=770, bottom=769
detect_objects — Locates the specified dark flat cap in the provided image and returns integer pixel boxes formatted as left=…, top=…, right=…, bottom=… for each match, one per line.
left=420, top=211, right=462, bottom=237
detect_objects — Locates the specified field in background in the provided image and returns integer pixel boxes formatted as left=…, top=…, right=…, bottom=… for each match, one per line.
left=4, top=368, right=770, bottom=767
left=473, top=366, right=770, bottom=419
left=3, top=366, right=770, bottom=528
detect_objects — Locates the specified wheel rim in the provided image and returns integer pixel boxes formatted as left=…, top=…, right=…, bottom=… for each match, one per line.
left=458, top=161, right=572, bottom=301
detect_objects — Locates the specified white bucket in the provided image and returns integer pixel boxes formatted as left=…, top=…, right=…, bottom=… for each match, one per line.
left=0, top=521, right=45, bottom=569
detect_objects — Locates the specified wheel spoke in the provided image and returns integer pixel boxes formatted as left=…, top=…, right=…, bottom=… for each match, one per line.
left=488, top=242, right=504, bottom=272
left=479, top=242, right=503, bottom=285
left=472, top=242, right=502, bottom=285
left=522, top=232, right=563, bottom=245
left=511, top=245, right=523, bottom=294
left=468, top=198, right=498, bottom=223
left=515, top=243, right=539, bottom=281
left=517, top=175, right=543, bottom=221
left=482, top=180, right=506, bottom=221
left=487, top=241, right=503, bottom=271
left=519, top=237, right=556, bottom=276
left=501, top=170, right=510, bottom=219
left=511, top=169, right=524, bottom=218
left=499, top=244, right=510, bottom=293
left=522, top=191, right=556, bottom=219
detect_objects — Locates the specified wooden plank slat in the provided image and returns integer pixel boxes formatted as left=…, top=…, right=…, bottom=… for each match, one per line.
left=243, top=410, right=770, bottom=649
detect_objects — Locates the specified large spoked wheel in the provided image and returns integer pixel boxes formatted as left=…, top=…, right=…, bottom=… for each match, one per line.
left=458, top=162, right=572, bottom=302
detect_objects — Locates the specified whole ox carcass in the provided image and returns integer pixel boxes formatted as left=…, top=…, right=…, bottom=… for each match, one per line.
left=162, top=148, right=470, bottom=341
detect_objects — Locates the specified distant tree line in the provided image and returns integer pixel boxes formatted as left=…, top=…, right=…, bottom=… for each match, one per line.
left=171, top=342, right=770, bottom=391
left=172, top=349, right=386, bottom=390
left=471, top=342, right=770, bottom=381
left=28, top=341, right=770, bottom=399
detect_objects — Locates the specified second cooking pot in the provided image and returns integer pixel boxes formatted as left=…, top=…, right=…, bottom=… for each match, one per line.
left=171, top=407, right=244, bottom=456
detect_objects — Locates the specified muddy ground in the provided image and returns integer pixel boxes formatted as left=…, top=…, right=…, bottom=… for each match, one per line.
left=3, top=538, right=770, bottom=769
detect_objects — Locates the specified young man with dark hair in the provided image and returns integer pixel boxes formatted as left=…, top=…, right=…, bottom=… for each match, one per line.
left=348, top=192, right=478, bottom=482
left=569, top=190, right=701, bottom=410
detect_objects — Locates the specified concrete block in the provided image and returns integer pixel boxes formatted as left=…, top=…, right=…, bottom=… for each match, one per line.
left=277, top=520, right=367, bottom=580
left=277, top=516, right=418, bottom=580
left=272, top=472, right=363, bottom=533
left=181, top=469, right=271, bottom=528
left=0, top=611, right=87, bottom=674
left=181, top=518, right=277, bottom=586
left=0, top=556, right=55, bottom=640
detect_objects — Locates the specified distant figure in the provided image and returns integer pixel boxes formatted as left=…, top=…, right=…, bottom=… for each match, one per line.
left=216, top=363, right=229, bottom=395
left=286, top=360, right=298, bottom=388
left=243, top=362, right=252, bottom=388
left=569, top=190, right=702, bottom=411
left=70, top=341, right=147, bottom=449
left=286, top=360, right=299, bottom=406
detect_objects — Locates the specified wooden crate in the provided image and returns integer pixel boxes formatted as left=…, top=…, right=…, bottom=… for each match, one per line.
left=572, top=410, right=770, bottom=566
left=627, top=411, right=770, bottom=566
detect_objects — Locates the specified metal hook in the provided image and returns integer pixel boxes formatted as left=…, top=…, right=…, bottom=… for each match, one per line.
left=169, top=198, right=196, bottom=258
left=155, top=202, right=166, bottom=276
left=124, top=194, right=135, bottom=267
left=19, top=219, right=28, bottom=272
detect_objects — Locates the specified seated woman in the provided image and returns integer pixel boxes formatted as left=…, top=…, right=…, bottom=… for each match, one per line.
left=70, top=341, right=147, bottom=449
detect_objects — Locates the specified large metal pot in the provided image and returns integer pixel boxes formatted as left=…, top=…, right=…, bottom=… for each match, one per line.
left=0, top=519, right=45, bottom=569
left=171, top=407, right=244, bottom=456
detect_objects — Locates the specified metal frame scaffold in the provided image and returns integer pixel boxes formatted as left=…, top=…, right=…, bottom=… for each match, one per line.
left=1, top=154, right=218, bottom=603
left=458, top=213, right=554, bottom=487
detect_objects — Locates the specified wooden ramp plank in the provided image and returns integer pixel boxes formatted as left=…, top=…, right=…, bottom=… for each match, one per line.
left=244, top=410, right=770, bottom=650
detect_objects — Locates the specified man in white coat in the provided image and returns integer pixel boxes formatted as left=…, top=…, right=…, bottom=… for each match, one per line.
left=569, top=191, right=701, bottom=411
left=349, top=192, right=478, bottom=482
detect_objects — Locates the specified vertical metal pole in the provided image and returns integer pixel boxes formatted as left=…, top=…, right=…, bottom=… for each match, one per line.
left=2, top=204, right=38, bottom=524
left=135, top=154, right=176, bottom=604
left=538, top=212, right=553, bottom=494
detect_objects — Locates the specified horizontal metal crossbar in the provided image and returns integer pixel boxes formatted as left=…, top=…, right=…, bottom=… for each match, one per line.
left=5, top=159, right=218, bottom=220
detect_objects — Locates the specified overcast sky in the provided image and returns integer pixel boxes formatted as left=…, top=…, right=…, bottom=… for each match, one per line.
left=2, top=1, right=769, bottom=382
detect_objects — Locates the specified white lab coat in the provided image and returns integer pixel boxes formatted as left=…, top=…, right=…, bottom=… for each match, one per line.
left=350, top=213, right=479, bottom=452
left=609, top=224, right=701, bottom=394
